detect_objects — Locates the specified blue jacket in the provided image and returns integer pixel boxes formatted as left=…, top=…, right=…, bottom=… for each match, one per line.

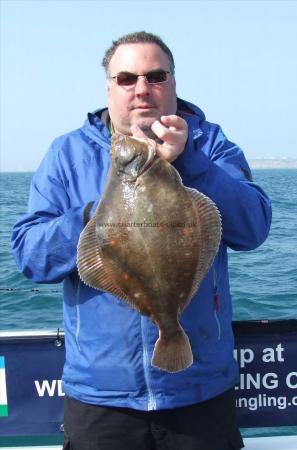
left=11, top=98, right=272, bottom=411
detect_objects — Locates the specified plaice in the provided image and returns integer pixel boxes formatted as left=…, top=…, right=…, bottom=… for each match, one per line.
left=77, top=133, right=221, bottom=372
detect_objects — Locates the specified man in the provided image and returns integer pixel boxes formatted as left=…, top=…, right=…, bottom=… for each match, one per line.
left=12, top=31, right=272, bottom=449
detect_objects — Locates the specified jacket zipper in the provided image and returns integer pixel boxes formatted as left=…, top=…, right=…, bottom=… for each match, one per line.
left=75, top=281, right=82, bottom=351
left=141, top=316, right=157, bottom=411
left=212, top=266, right=221, bottom=341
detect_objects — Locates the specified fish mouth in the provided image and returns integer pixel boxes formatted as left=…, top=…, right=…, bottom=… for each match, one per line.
left=139, top=139, right=157, bottom=175
left=126, top=138, right=157, bottom=181
left=112, top=134, right=157, bottom=181
left=132, top=137, right=157, bottom=176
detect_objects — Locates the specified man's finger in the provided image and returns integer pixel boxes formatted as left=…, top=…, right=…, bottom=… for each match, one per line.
left=152, top=120, right=186, bottom=144
left=160, top=115, right=187, bottom=130
left=151, top=120, right=174, bottom=141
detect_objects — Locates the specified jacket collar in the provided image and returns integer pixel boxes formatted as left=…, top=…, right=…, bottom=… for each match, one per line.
left=177, top=98, right=205, bottom=142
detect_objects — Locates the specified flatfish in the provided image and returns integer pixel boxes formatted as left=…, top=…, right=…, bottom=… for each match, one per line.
left=77, top=133, right=221, bottom=372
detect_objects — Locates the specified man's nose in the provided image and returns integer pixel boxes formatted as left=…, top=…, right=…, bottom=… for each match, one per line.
left=134, top=76, right=150, bottom=96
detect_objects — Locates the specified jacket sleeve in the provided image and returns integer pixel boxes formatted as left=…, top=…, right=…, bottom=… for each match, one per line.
left=174, top=123, right=272, bottom=251
left=11, top=143, right=96, bottom=283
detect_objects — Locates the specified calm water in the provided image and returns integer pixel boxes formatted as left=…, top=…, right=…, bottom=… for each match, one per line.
left=1, top=170, right=296, bottom=330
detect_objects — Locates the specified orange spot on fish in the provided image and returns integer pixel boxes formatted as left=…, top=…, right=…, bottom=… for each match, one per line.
left=182, top=228, right=190, bottom=237
left=122, top=272, right=129, bottom=281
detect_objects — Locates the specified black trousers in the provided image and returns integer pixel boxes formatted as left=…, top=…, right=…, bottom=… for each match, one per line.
left=63, top=389, right=244, bottom=450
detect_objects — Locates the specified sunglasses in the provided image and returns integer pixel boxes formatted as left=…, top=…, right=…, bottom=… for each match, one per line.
left=110, top=70, right=171, bottom=87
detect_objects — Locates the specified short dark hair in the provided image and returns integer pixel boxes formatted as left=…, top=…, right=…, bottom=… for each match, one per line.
left=102, top=31, right=175, bottom=75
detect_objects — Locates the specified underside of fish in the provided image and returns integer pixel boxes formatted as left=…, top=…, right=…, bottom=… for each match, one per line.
left=77, top=133, right=221, bottom=373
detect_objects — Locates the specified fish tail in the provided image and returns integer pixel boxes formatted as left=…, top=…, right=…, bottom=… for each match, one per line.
left=151, top=327, right=193, bottom=373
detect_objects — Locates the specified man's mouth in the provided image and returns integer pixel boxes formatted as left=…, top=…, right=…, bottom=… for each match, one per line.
left=133, top=105, right=155, bottom=110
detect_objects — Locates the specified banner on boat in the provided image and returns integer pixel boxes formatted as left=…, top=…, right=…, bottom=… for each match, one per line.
left=233, top=320, right=297, bottom=428
left=0, top=333, right=65, bottom=436
left=0, top=320, right=296, bottom=436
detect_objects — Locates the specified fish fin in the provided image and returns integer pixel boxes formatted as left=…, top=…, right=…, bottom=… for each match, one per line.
left=182, top=188, right=222, bottom=310
left=151, top=327, right=193, bottom=373
left=165, top=160, right=183, bottom=184
left=77, top=215, right=130, bottom=301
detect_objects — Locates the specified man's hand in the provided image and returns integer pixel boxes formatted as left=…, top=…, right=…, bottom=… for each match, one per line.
left=131, top=115, right=188, bottom=163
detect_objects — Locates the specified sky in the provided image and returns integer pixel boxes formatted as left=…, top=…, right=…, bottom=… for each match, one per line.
left=1, top=0, right=296, bottom=172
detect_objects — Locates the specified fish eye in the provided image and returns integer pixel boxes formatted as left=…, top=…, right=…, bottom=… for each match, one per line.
left=116, top=145, right=136, bottom=165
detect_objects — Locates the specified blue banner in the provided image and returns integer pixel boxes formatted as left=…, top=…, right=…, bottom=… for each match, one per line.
left=0, top=320, right=296, bottom=436
left=233, top=320, right=297, bottom=428
left=0, top=333, right=65, bottom=436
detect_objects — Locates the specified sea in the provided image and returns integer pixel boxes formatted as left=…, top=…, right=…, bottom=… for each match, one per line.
left=1, top=169, right=296, bottom=329
left=0, top=170, right=296, bottom=439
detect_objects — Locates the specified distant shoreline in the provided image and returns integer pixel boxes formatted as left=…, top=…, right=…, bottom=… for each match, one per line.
left=1, top=159, right=297, bottom=173
left=248, top=159, right=297, bottom=169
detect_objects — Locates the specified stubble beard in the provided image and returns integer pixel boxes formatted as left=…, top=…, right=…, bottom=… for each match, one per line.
left=132, top=114, right=160, bottom=140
